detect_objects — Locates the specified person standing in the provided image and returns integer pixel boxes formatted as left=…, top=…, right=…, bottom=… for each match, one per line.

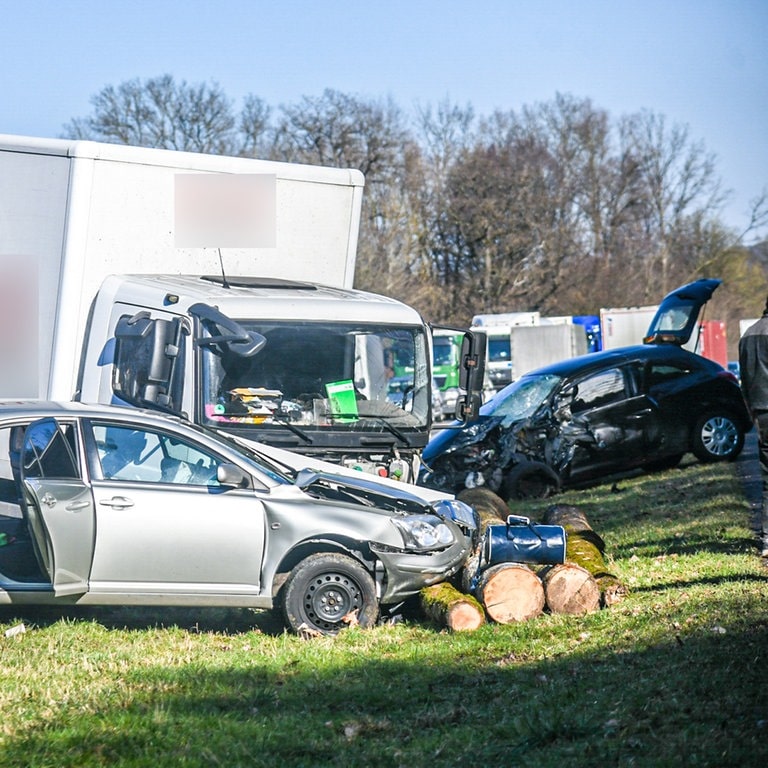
left=739, top=300, right=768, bottom=559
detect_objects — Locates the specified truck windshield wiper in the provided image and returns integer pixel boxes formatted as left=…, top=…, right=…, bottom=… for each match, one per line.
left=366, top=416, right=411, bottom=444
left=270, top=416, right=314, bottom=444
left=324, top=410, right=412, bottom=444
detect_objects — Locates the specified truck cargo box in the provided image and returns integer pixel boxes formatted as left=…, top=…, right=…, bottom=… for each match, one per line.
left=0, top=134, right=364, bottom=399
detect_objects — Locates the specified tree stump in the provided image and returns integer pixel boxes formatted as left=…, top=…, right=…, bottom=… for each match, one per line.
left=420, top=582, right=486, bottom=631
left=539, top=562, right=601, bottom=615
left=474, top=562, right=545, bottom=623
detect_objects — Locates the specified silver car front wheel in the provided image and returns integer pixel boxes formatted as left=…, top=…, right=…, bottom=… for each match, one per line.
left=280, top=552, right=379, bottom=636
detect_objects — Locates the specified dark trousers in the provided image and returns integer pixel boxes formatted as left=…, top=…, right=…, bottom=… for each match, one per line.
left=755, top=412, right=768, bottom=554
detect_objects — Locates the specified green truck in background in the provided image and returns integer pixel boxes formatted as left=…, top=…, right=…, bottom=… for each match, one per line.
left=431, top=330, right=465, bottom=419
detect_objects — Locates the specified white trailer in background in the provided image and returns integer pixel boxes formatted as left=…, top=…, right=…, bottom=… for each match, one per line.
left=599, top=305, right=659, bottom=350
left=740, top=318, right=760, bottom=337
left=470, top=312, right=587, bottom=390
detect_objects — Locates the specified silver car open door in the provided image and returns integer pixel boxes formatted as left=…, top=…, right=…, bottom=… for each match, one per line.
left=21, top=418, right=95, bottom=596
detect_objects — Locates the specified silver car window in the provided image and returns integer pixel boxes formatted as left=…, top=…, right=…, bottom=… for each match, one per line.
left=0, top=427, right=21, bottom=514
left=92, top=423, right=222, bottom=486
left=22, top=419, right=80, bottom=480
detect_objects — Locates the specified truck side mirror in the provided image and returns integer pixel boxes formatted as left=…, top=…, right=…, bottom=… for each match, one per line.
left=455, top=330, right=486, bottom=422
left=113, top=313, right=186, bottom=413
left=459, top=330, right=486, bottom=391
left=189, top=303, right=266, bottom=358
left=455, top=392, right=483, bottom=421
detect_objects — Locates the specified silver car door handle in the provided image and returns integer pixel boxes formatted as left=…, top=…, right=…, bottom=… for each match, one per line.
left=66, top=500, right=91, bottom=511
left=99, top=496, right=135, bottom=509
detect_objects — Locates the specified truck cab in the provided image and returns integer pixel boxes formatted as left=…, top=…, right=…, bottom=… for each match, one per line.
left=79, top=274, right=484, bottom=483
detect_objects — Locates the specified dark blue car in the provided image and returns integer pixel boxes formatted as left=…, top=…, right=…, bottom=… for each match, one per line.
left=419, top=280, right=753, bottom=500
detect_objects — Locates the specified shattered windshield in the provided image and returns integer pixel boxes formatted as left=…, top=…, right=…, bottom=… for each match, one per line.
left=200, top=321, right=429, bottom=431
left=482, top=373, right=562, bottom=422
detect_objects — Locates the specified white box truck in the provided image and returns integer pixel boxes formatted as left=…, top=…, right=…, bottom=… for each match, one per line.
left=470, top=312, right=587, bottom=390
left=0, top=135, right=483, bottom=482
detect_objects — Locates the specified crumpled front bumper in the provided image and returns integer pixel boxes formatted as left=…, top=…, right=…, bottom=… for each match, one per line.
left=370, top=537, right=472, bottom=604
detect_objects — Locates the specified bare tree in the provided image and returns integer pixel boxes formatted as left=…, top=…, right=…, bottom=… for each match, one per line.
left=620, top=111, right=726, bottom=295
left=420, top=96, right=737, bottom=324
left=271, top=89, right=406, bottom=176
left=410, top=100, right=476, bottom=322
left=433, top=96, right=621, bottom=318
left=62, top=74, right=240, bottom=155
left=238, top=94, right=272, bottom=158
left=270, top=89, right=415, bottom=298
left=735, top=189, right=768, bottom=246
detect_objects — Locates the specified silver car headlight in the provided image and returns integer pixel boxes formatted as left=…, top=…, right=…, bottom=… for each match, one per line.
left=431, top=498, right=478, bottom=531
left=391, top=515, right=456, bottom=552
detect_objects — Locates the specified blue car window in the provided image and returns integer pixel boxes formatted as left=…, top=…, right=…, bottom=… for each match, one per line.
left=571, top=368, right=626, bottom=412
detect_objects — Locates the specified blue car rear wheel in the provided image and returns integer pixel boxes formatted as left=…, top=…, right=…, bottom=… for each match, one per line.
left=691, top=411, right=743, bottom=462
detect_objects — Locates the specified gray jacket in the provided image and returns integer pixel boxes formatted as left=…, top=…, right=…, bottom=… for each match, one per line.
left=739, top=314, right=768, bottom=413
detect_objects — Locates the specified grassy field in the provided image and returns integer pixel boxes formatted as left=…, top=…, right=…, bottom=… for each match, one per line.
left=1, top=453, right=767, bottom=767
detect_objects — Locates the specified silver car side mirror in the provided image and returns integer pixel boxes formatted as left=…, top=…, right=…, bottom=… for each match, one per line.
left=217, top=463, right=249, bottom=488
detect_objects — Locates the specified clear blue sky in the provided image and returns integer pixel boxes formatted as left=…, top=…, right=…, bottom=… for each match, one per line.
left=2, top=0, right=766, bottom=240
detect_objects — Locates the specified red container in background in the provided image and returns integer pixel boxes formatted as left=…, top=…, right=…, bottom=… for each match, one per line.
left=697, top=320, right=728, bottom=368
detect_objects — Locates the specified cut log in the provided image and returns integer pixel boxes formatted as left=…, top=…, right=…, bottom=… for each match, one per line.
left=567, top=536, right=627, bottom=606
left=457, top=487, right=511, bottom=592
left=474, top=562, right=545, bottom=623
left=457, top=487, right=509, bottom=536
left=543, top=503, right=626, bottom=606
left=543, top=503, right=606, bottom=553
left=460, top=551, right=482, bottom=595
left=420, top=582, right=486, bottom=631
left=539, top=562, right=601, bottom=615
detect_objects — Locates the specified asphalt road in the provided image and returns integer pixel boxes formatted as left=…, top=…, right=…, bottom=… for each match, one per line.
left=734, top=427, right=764, bottom=549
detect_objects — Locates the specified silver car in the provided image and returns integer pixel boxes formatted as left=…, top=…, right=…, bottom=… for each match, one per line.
left=0, top=401, right=476, bottom=635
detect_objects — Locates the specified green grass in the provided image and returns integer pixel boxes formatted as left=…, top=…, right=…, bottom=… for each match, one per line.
left=1, top=455, right=767, bottom=767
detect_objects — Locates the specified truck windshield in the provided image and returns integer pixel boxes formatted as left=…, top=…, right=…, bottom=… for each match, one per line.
left=488, top=337, right=511, bottom=362
left=200, top=321, right=429, bottom=432
left=433, top=338, right=456, bottom=367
